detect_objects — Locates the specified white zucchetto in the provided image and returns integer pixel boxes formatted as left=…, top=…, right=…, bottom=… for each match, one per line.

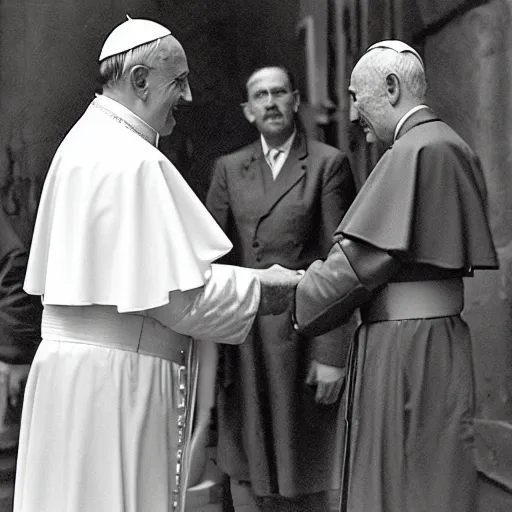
left=366, top=40, right=424, bottom=69
left=99, top=16, right=171, bottom=62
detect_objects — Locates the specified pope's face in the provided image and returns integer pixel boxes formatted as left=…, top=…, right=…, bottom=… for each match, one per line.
left=244, top=68, right=299, bottom=141
left=349, top=65, right=394, bottom=145
left=147, top=39, right=192, bottom=136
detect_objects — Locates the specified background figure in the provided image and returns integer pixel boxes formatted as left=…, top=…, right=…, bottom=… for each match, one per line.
left=294, top=41, right=498, bottom=512
left=207, top=66, right=356, bottom=512
left=0, top=209, right=41, bottom=510
left=13, top=19, right=300, bottom=512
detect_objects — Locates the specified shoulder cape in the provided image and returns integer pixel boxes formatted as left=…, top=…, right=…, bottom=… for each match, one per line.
left=24, top=102, right=233, bottom=312
left=339, top=116, right=498, bottom=270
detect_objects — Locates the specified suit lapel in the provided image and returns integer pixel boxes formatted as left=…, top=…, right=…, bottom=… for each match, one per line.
left=258, top=132, right=308, bottom=219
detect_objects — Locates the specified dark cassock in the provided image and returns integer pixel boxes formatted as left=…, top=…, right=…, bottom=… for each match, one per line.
left=295, top=106, right=498, bottom=512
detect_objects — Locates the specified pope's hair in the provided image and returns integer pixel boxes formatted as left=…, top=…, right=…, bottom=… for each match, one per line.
left=360, top=48, right=427, bottom=101
left=99, top=38, right=164, bottom=88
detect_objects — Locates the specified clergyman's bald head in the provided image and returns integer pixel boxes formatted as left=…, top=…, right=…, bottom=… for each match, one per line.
left=349, top=40, right=427, bottom=145
left=353, top=42, right=427, bottom=102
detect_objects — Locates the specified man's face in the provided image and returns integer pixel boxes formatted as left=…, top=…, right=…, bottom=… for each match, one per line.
left=349, top=64, right=393, bottom=145
left=146, top=38, right=192, bottom=136
left=244, top=68, right=299, bottom=140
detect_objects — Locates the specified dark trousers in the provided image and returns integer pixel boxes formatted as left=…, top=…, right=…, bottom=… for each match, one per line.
left=230, top=479, right=330, bottom=512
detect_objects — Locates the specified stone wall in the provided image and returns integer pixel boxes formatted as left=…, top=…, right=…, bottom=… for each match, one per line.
left=421, top=1, right=512, bottom=489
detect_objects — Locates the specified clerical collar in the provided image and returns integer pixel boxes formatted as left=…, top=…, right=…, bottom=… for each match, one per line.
left=92, top=94, right=160, bottom=147
left=394, top=104, right=429, bottom=142
left=261, top=129, right=297, bottom=158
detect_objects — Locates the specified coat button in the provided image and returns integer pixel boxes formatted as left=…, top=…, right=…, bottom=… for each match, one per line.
left=252, top=240, right=260, bottom=248
left=255, top=255, right=262, bottom=262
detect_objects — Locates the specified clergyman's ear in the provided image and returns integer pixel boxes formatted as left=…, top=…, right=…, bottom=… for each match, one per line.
left=130, top=65, right=150, bottom=98
left=242, top=102, right=255, bottom=123
left=385, top=73, right=400, bottom=106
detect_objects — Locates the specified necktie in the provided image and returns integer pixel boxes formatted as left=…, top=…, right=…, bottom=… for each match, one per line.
left=267, top=148, right=282, bottom=179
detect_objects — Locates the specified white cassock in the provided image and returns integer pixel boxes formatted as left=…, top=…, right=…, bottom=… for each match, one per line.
left=14, top=95, right=260, bottom=512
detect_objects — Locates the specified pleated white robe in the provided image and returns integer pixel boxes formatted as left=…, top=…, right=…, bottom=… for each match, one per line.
left=14, top=265, right=260, bottom=512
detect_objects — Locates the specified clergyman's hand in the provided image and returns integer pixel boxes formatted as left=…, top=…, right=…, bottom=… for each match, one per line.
left=306, top=360, right=346, bottom=405
left=253, top=264, right=303, bottom=315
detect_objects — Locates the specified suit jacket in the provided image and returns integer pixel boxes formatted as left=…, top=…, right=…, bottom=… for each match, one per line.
left=0, top=210, right=41, bottom=364
left=206, top=131, right=356, bottom=497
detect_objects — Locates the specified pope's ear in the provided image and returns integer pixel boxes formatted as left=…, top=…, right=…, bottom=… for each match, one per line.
left=130, top=65, right=150, bottom=99
left=242, top=102, right=255, bottom=123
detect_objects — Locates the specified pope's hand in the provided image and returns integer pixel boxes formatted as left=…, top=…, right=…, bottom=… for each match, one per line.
left=253, top=264, right=303, bottom=315
left=306, top=360, right=346, bottom=405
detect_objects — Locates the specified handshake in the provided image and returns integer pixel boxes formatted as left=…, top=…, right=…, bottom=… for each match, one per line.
left=251, top=264, right=304, bottom=315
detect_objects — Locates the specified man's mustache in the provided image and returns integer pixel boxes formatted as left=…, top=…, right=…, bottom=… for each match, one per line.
left=263, top=109, right=283, bottom=120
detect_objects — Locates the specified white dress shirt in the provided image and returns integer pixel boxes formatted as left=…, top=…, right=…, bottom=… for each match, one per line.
left=261, top=130, right=297, bottom=179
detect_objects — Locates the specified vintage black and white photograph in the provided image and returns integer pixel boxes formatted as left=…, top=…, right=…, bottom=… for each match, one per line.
left=0, top=1, right=510, bottom=511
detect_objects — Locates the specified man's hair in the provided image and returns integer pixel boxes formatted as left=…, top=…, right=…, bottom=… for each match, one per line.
left=98, top=38, right=164, bottom=88
left=362, top=48, right=427, bottom=101
left=244, top=66, right=297, bottom=100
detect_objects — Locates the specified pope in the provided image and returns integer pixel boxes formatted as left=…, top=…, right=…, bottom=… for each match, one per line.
left=13, top=17, right=300, bottom=512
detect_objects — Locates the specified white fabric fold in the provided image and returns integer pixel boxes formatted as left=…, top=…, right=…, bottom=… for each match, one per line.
left=24, top=98, right=233, bottom=312
left=149, top=264, right=261, bottom=345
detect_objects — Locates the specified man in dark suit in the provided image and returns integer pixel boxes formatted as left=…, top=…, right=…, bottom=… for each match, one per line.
left=0, top=209, right=41, bottom=408
left=0, top=207, right=42, bottom=504
left=206, top=66, right=356, bottom=512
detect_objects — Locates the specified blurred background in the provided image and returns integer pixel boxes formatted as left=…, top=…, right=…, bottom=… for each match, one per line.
left=0, top=0, right=511, bottom=510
